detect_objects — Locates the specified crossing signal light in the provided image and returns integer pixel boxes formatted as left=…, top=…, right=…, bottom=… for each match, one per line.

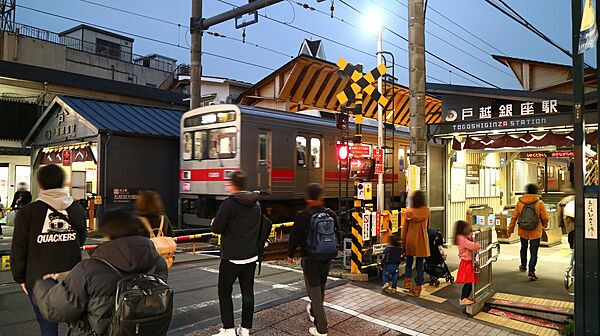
left=336, top=110, right=349, bottom=130
left=336, top=144, right=349, bottom=161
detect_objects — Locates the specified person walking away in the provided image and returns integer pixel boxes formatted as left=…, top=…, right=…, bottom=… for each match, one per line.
left=381, top=234, right=402, bottom=291
left=11, top=182, right=33, bottom=210
left=288, top=183, right=338, bottom=336
left=508, top=183, right=549, bottom=280
left=32, top=209, right=169, bottom=336
left=454, top=220, right=481, bottom=305
left=135, top=190, right=175, bottom=237
left=401, top=190, right=431, bottom=297
left=10, top=164, right=86, bottom=336
left=212, top=171, right=264, bottom=336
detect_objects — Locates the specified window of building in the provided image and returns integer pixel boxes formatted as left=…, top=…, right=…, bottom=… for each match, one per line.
left=182, top=132, right=192, bottom=160
left=296, top=136, right=307, bottom=167
left=209, top=127, right=237, bottom=159
left=194, top=131, right=206, bottom=160
left=96, top=38, right=120, bottom=59
left=310, top=138, right=321, bottom=168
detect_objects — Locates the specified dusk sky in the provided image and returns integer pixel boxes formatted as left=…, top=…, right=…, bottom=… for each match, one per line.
left=16, top=0, right=597, bottom=89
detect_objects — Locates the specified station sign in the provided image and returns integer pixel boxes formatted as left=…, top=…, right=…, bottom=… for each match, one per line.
left=521, top=151, right=575, bottom=159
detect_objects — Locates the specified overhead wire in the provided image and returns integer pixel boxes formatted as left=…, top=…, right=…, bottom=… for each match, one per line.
left=361, top=0, right=514, bottom=78
left=337, top=0, right=501, bottom=88
left=16, top=4, right=277, bottom=71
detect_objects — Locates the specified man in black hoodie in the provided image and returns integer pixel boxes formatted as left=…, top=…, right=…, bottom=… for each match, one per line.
left=212, top=171, right=261, bottom=336
left=11, top=164, right=86, bottom=336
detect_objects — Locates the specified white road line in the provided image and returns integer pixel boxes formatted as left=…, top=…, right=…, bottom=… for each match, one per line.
left=193, top=266, right=302, bottom=290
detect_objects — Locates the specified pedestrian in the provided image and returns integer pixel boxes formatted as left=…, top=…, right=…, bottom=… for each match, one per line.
left=401, top=190, right=431, bottom=297
left=288, top=183, right=338, bottom=336
left=557, top=195, right=575, bottom=249
left=10, top=164, right=86, bottom=336
left=211, top=171, right=263, bottom=336
left=11, top=182, right=33, bottom=209
left=381, top=234, right=402, bottom=291
left=508, top=183, right=549, bottom=280
left=454, top=220, right=481, bottom=305
left=135, top=190, right=175, bottom=237
left=0, top=196, right=4, bottom=239
left=32, top=209, right=169, bottom=336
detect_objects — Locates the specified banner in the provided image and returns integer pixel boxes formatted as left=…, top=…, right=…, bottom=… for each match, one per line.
left=579, top=0, right=598, bottom=54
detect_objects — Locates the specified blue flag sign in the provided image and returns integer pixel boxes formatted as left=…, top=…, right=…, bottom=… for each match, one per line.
left=579, top=0, right=598, bottom=54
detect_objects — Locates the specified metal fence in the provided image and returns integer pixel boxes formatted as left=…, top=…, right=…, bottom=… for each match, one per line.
left=9, top=22, right=176, bottom=73
left=468, top=227, right=499, bottom=314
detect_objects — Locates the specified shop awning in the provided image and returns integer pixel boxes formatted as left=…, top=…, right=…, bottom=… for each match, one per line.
left=24, top=95, right=184, bottom=145
left=453, top=131, right=598, bottom=150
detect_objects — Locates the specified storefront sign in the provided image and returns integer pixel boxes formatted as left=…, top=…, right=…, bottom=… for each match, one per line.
left=585, top=198, right=598, bottom=239
left=111, top=188, right=140, bottom=204
left=62, top=150, right=71, bottom=166
left=45, top=109, right=78, bottom=141
left=521, top=151, right=575, bottom=159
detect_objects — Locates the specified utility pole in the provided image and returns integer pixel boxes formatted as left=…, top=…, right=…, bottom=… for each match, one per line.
left=408, top=0, right=428, bottom=190
left=377, top=27, right=384, bottom=212
left=189, top=0, right=284, bottom=110
left=190, top=0, right=202, bottom=110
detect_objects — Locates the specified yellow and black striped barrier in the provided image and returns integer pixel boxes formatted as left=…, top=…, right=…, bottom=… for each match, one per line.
left=351, top=212, right=363, bottom=274
left=335, top=57, right=389, bottom=107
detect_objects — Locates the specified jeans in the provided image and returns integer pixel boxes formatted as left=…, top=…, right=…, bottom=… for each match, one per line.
left=404, top=256, right=425, bottom=286
left=520, top=238, right=540, bottom=273
left=382, top=263, right=399, bottom=288
left=302, top=257, right=331, bottom=334
left=461, top=283, right=473, bottom=300
left=28, top=291, right=58, bottom=336
left=218, top=260, right=257, bottom=329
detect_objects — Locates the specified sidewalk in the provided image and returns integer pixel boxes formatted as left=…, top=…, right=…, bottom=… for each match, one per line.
left=186, top=283, right=519, bottom=336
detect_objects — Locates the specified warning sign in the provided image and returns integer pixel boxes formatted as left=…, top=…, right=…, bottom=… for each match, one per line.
left=349, top=145, right=371, bottom=157
left=362, top=212, right=371, bottom=242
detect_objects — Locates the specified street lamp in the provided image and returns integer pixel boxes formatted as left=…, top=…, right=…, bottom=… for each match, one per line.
left=364, top=11, right=385, bottom=212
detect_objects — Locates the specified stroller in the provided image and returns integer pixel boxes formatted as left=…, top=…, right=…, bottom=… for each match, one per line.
left=424, top=228, right=454, bottom=287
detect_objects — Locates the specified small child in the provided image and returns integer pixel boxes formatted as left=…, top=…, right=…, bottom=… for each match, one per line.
left=454, top=220, right=481, bottom=305
left=382, top=235, right=403, bottom=291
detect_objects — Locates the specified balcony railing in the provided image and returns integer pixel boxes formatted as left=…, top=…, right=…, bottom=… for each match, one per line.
left=7, top=22, right=176, bottom=73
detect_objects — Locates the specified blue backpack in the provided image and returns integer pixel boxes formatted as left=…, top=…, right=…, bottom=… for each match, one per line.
left=306, top=210, right=338, bottom=260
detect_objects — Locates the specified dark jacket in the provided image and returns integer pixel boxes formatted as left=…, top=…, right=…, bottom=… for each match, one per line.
left=32, top=236, right=168, bottom=336
left=383, top=246, right=402, bottom=266
left=140, top=214, right=175, bottom=237
left=11, top=196, right=86, bottom=290
left=11, top=190, right=32, bottom=209
left=212, top=191, right=261, bottom=261
left=288, top=207, right=338, bottom=258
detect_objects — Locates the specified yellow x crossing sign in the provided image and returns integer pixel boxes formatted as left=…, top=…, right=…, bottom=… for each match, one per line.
left=336, top=57, right=389, bottom=107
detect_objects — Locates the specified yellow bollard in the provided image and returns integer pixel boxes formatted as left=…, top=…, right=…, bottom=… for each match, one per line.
left=351, top=212, right=364, bottom=274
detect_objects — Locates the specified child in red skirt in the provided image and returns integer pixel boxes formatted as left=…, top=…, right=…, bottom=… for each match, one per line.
left=454, top=220, right=481, bottom=305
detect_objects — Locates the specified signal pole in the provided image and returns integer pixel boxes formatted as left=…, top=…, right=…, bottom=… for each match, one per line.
left=408, top=0, right=428, bottom=191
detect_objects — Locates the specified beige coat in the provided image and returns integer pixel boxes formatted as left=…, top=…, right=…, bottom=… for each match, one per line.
left=401, top=207, right=431, bottom=258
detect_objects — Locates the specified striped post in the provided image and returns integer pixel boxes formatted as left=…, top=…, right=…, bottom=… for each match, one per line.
left=351, top=211, right=363, bottom=274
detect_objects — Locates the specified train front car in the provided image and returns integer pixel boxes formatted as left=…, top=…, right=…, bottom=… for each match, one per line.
left=179, top=105, right=240, bottom=227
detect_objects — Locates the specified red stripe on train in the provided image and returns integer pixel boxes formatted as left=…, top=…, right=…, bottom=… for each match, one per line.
left=180, top=168, right=237, bottom=181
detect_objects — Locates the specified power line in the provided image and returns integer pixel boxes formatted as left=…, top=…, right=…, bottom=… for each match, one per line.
left=393, top=0, right=507, bottom=56
left=337, top=0, right=501, bottom=88
left=362, top=0, right=514, bottom=78
left=484, top=0, right=594, bottom=69
left=16, top=4, right=276, bottom=71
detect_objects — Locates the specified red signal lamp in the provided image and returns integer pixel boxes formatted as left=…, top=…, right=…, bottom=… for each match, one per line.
left=336, top=144, right=349, bottom=161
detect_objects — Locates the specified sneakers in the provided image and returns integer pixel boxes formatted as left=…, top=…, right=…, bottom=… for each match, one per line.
left=309, top=327, right=327, bottom=336
left=236, top=326, right=249, bottom=336
left=459, top=298, right=475, bottom=305
left=382, top=282, right=390, bottom=290
left=306, top=303, right=315, bottom=323
left=528, top=272, right=538, bottom=281
left=519, top=265, right=527, bottom=272
left=212, top=328, right=236, bottom=336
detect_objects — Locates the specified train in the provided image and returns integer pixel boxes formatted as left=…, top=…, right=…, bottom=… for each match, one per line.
left=179, top=104, right=410, bottom=227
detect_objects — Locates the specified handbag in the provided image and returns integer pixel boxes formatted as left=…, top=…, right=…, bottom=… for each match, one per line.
left=140, top=216, right=177, bottom=269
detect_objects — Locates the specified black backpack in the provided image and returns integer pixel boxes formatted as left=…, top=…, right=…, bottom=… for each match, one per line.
left=305, top=210, right=338, bottom=261
left=518, top=201, right=540, bottom=231
left=95, top=258, right=173, bottom=336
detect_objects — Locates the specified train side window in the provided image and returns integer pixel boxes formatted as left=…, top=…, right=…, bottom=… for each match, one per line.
left=259, top=133, right=268, bottom=164
left=182, top=132, right=192, bottom=160
left=209, top=127, right=237, bottom=159
left=296, top=136, right=307, bottom=167
left=194, top=131, right=206, bottom=160
left=310, top=138, right=321, bottom=168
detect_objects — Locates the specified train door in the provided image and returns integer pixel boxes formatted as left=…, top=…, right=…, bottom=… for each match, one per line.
left=308, top=136, right=324, bottom=185
left=295, top=134, right=309, bottom=195
left=258, top=130, right=272, bottom=194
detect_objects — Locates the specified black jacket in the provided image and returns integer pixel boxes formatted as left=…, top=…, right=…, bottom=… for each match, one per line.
left=288, top=207, right=338, bottom=258
left=11, top=190, right=32, bottom=209
left=212, top=191, right=261, bottom=261
left=140, top=214, right=175, bottom=237
left=11, top=200, right=86, bottom=289
left=383, top=246, right=402, bottom=266
left=33, top=236, right=168, bottom=336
